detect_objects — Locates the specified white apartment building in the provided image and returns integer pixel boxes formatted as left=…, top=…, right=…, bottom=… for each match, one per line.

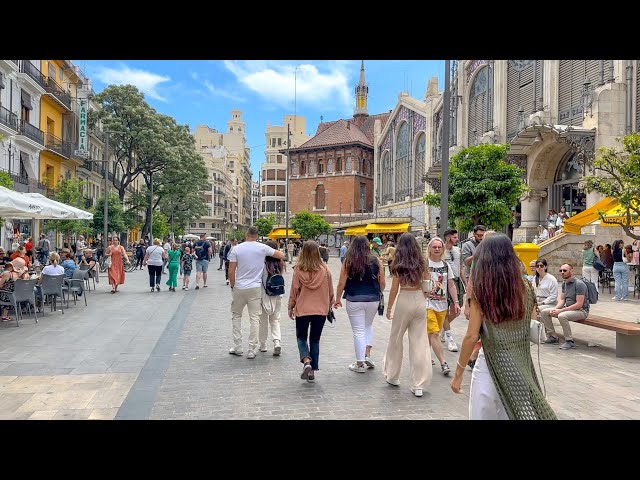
left=260, top=115, right=310, bottom=219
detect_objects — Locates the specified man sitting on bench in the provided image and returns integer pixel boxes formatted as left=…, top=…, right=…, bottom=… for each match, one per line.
left=540, top=262, right=589, bottom=350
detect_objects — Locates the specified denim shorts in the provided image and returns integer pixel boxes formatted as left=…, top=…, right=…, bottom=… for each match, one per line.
left=195, top=259, right=209, bottom=273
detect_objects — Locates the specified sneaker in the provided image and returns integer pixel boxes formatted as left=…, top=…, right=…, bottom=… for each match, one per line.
left=364, top=355, right=375, bottom=368
left=559, top=340, right=576, bottom=350
left=150, top=288, right=155, bottom=293
left=156, top=284, right=160, bottom=291
left=247, top=350, right=256, bottom=359
left=543, top=336, right=559, bottom=345
left=182, top=286, right=186, bottom=290
left=307, top=372, right=315, bottom=383
left=439, top=330, right=446, bottom=342
left=273, top=341, right=281, bottom=356
left=195, top=285, right=200, bottom=290
left=226, top=280, right=229, bottom=285
left=349, top=363, right=366, bottom=373
left=411, top=388, right=423, bottom=397
left=259, top=345, right=267, bottom=353
left=185, top=286, right=189, bottom=290
left=431, top=359, right=435, bottom=366
left=386, top=378, right=400, bottom=386
left=612, top=297, right=620, bottom=301
left=446, top=336, right=459, bottom=352
left=301, top=362, right=312, bottom=379
left=228, top=347, right=243, bottom=356
left=441, top=362, right=451, bottom=376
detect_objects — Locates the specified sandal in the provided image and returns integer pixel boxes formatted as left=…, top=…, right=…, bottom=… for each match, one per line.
left=1, top=316, right=11, bottom=322
left=110, top=289, right=116, bottom=294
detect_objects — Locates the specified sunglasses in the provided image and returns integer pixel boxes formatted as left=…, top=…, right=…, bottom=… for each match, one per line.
left=535, top=265, right=545, bottom=268
left=559, top=269, right=569, bottom=273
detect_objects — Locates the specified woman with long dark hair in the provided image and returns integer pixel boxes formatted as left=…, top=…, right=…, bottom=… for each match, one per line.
left=288, top=240, right=334, bottom=383
left=259, top=240, right=285, bottom=355
left=334, top=235, right=385, bottom=373
left=612, top=239, right=629, bottom=301
left=532, top=258, right=557, bottom=312
left=383, top=232, right=432, bottom=397
left=450, top=233, right=556, bottom=420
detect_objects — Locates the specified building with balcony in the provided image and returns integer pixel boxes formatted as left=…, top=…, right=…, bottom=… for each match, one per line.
left=251, top=180, right=260, bottom=224
left=224, top=110, right=253, bottom=228
left=260, top=115, right=309, bottom=220
left=288, top=63, right=389, bottom=223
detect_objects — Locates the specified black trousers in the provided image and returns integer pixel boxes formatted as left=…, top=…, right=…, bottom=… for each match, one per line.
left=148, top=265, right=162, bottom=287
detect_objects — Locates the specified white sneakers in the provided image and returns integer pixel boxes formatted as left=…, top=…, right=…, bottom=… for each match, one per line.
left=349, top=363, right=366, bottom=373
left=411, top=388, right=423, bottom=397
left=439, top=330, right=446, bottom=342
left=446, top=335, right=458, bottom=352
left=273, top=341, right=281, bottom=356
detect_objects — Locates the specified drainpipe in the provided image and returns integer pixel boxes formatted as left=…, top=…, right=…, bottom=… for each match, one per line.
left=626, top=60, right=633, bottom=134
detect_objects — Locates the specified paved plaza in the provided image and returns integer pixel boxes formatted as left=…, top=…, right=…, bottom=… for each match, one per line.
left=0, top=257, right=639, bottom=420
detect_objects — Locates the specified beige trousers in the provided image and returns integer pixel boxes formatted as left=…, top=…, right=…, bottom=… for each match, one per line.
left=539, top=307, right=587, bottom=341
left=231, top=287, right=263, bottom=351
left=383, top=289, right=432, bottom=390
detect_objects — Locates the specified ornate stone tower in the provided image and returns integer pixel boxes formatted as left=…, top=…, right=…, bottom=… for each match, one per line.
left=353, top=60, right=369, bottom=127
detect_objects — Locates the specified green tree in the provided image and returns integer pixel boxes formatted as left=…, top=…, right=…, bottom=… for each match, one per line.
left=423, top=144, right=527, bottom=232
left=254, top=214, right=276, bottom=238
left=92, top=193, right=127, bottom=237
left=152, top=211, right=170, bottom=239
left=585, top=133, right=640, bottom=240
left=230, top=227, right=246, bottom=242
left=43, top=178, right=92, bottom=241
left=0, top=171, right=12, bottom=189
left=291, top=211, right=331, bottom=240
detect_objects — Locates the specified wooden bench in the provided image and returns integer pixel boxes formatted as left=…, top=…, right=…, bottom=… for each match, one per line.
left=575, top=314, right=640, bottom=357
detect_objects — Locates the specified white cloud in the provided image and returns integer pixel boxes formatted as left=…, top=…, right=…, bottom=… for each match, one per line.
left=223, top=61, right=353, bottom=112
left=93, top=64, right=171, bottom=102
left=190, top=71, right=199, bottom=80
left=202, top=80, right=246, bottom=103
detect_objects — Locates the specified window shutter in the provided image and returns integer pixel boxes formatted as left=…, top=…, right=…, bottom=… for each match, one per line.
left=0, top=72, right=5, bottom=90
left=21, top=90, right=33, bottom=110
left=559, top=60, right=600, bottom=126
left=468, top=66, right=492, bottom=144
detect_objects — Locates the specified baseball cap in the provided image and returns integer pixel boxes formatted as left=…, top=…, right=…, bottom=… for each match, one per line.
left=372, top=237, right=382, bottom=245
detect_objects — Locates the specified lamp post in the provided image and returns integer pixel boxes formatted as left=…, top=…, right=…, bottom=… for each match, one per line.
left=102, top=130, right=126, bottom=247
left=285, top=123, right=291, bottom=263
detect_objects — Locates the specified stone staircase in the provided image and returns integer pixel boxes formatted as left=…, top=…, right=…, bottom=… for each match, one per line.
left=537, top=232, right=593, bottom=280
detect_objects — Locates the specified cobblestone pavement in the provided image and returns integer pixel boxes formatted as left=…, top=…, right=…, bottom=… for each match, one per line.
left=1, top=259, right=639, bottom=419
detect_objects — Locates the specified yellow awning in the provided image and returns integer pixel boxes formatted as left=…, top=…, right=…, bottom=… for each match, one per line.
left=365, top=223, right=410, bottom=234
left=344, top=226, right=367, bottom=236
left=563, top=197, right=619, bottom=234
left=599, top=202, right=640, bottom=227
left=267, top=228, right=300, bottom=239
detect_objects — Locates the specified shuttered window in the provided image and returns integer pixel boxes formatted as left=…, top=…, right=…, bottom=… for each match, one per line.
left=414, top=133, right=426, bottom=196
left=558, top=60, right=600, bottom=126
left=506, top=60, right=543, bottom=141
left=467, top=66, right=493, bottom=145
left=395, top=121, right=411, bottom=200
left=381, top=151, right=392, bottom=203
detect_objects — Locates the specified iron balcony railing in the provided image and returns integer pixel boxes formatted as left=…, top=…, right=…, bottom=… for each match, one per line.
left=44, top=132, right=71, bottom=158
left=90, top=127, right=104, bottom=141
left=82, top=159, right=93, bottom=171
left=18, top=120, right=44, bottom=145
left=43, top=77, right=71, bottom=109
left=0, top=105, right=19, bottom=131
left=19, top=61, right=46, bottom=89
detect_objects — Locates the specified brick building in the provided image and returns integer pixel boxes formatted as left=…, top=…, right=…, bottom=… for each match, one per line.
left=287, top=62, right=390, bottom=222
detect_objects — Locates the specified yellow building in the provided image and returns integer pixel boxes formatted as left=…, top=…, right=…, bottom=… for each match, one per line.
left=39, top=60, right=83, bottom=191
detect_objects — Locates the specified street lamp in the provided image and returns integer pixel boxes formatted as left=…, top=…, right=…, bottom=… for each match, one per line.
left=94, top=129, right=125, bottom=249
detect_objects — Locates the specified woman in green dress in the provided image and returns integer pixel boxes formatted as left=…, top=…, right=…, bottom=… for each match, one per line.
left=450, top=233, right=557, bottom=420
left=166, top=243, right=181, bottom=292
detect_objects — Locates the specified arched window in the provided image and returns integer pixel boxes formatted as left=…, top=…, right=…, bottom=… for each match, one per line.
left=327, top=158, right=334, bottom=173
left=395, top=122, right=410, bottom=200
left=336, top=157, right=342, bottom=172
left=414, top=133, right=426, bottom=196
left=290, top=160, right=297, bottom=176
left=309, top=160, right=316, bottom=175
left=467, top=65, right=493, bottom=145
left=318, top=160, right=324, bottom=174
left=346, top=156, right=352, bottom=172
left=300, top=160, right=306, bottom=175
left=381, top=151, right=392, bottom=203
left=315, top=184, right=325, bottom=209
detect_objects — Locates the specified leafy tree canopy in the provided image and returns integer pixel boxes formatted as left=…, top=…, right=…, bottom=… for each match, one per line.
left=291, top=211, right=331, bottom=240
left=424, top=144, right=527, bottom=232
left=585, top=133, right=640, bottom=240
left=44, top=178, right=92, bottom=237
left=254, top=214, right=277, bottom=238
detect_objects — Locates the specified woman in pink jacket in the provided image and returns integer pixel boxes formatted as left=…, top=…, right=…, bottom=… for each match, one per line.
left=288, top=240, right=334, bottom=383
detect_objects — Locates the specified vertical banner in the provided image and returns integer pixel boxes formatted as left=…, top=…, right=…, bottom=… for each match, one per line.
left=78, top=97, right=88, bottom=155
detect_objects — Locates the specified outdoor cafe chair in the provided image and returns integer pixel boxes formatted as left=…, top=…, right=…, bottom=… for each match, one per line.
left=67, top=269, right=87, bottom=307
left=0, top=290, right=19, bottom=326
left=40, top=274, right=65, bottom=315
left=12, top=278, right=39, bottom=324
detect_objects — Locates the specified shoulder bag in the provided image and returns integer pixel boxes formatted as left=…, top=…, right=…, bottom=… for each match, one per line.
left=326, top=269, right=335, bottom=323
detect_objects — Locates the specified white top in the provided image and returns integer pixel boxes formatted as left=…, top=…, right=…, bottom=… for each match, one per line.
left=444, top=245, right=461, bottom=279
left=227, top=241, right=276, bottom=290
left=163, top=242, right=171, bottom=251
left=426, top=259, right=455, bottom=312
left=42, top=264, right=64, bottom=276
left=146, top=245, right=165, bottom=266
left=534, top=273, right=558, bottom=305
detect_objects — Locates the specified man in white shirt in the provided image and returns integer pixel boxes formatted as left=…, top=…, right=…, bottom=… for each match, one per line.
left=441, top=229, right=463, bottom=352
left=228, top=226, right=285, bottom=359
left=162, top=239, right=171, bottom=274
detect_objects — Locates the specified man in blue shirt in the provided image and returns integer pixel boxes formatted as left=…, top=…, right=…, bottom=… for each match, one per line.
left=340, top=241, right=349, bottom=263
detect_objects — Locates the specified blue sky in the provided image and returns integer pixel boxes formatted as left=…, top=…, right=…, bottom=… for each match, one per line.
left=76, top=60, right=444, bottom=180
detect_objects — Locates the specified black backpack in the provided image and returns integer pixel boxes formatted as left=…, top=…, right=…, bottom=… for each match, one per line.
left=264, top=273, right=285, bottom=296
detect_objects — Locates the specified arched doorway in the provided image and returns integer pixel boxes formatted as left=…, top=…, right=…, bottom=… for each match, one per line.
left=551, top=151, right=587, bottom=215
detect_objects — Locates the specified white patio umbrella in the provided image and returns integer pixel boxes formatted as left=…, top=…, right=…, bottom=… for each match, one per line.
left=183, top=233, right=199, bottom=240
left=22, top=192, right=93, bottom=220
left=0, top=185, right=59, bottom=219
